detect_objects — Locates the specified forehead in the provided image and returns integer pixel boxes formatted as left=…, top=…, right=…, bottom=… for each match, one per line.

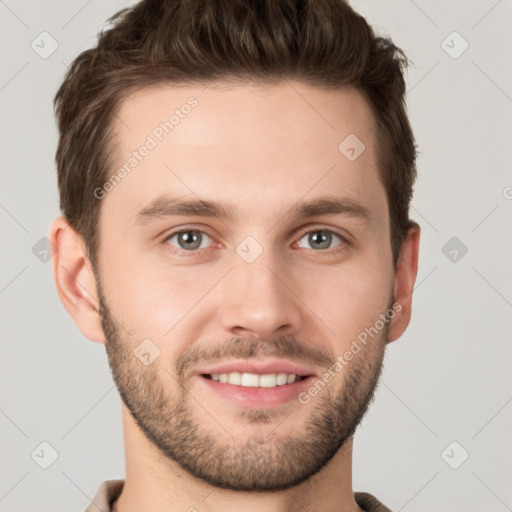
left=104, top=81, right=385, bottom=226
left=114, top=81, right=377, bottom=153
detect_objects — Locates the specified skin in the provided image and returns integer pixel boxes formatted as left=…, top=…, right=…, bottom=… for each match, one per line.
left=50, top=81, right=420, bottom=512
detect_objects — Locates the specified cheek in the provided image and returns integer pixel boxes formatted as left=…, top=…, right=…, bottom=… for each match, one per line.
left=101, top=248, right=223, bottom=339
left=298, top=261, right=393, bottom=346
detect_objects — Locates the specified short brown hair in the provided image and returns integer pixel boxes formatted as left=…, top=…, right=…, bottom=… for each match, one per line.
left=54, top=0, right=417, bottom=268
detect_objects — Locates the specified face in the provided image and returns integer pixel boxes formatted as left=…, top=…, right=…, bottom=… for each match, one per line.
left=94, top=81, right=396, bottom=491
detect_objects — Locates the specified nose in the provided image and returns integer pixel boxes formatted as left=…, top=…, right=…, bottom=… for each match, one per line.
left=219, top=252, right=304, bottom=340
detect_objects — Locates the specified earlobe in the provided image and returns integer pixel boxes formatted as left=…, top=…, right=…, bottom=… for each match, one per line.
left=49, top=216, right=106, bottom=344
left=387, top=223, right=421, bottom=343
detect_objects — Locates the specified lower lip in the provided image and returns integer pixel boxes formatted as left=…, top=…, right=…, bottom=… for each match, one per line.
left=198, top=375, right=314, bottom=408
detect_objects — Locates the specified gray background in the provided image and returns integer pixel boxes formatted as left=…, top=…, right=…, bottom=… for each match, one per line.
left=1, top=0, right=511, bottom=510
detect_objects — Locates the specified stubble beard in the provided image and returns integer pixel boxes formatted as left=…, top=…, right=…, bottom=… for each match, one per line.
left=97, top=278, right=387, bottom=491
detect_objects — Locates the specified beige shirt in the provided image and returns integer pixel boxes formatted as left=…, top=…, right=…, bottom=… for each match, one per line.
left=85, top=480, right=392, bottom=512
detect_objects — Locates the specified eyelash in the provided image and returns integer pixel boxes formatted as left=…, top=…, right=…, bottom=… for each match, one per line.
left=162, top=226, right=350, bottom=257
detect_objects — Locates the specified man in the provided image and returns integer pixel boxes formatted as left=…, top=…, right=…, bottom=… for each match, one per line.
left=49, top=0, right=420, bottom=510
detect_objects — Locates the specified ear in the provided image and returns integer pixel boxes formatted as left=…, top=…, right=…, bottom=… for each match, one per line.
left=49, top=216, right=106, bottom=344
left=387, top=223, right=421, bottom=343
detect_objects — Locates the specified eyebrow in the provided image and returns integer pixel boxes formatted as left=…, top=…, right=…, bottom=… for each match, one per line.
left=134, top=195, right=371, bottom=225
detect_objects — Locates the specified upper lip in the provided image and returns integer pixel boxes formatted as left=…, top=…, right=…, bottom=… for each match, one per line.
left=197, top=359, right=316, bottom=377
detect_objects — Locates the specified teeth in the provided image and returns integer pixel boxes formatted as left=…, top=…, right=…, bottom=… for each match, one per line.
left=241, top=373, right=259, bottom=387
left=286, top=374, right=297, bottom=384
left=259, top=374, right=277, bottom=387
left=276, top=373, right=288, bottom=385
left=208, top=372, right=302, bottom=387
left=227, top=371, right=241, bottom=385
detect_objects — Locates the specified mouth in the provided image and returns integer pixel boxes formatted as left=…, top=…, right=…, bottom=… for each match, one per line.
left=196, top=360, right=316, bottom=408
left=203, top=372, right=308, bottom=387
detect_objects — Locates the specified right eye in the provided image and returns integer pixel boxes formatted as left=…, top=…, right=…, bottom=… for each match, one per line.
left=165, top=229, right=214, bottom=252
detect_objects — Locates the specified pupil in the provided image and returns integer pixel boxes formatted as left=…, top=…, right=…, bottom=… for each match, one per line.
left=180, top=231, right=201, bottom=250
left=310, top=230, right=331, bottom=249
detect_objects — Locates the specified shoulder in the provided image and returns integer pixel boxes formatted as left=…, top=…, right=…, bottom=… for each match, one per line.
left=354, top=491, right=393, bottom=512
left=84, top=479, right=125, bottom=512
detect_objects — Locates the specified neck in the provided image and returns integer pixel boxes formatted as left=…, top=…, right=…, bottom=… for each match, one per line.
left=113, top=403, right=362, bottom=512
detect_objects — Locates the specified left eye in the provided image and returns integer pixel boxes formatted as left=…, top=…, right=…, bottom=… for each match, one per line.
left=297, top=229, right=343, bottom=251
left=166, top=230, right=212, bottom=251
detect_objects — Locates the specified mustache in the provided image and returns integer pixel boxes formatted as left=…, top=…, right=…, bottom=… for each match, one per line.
left=176, top=336, right=336, bottom=378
